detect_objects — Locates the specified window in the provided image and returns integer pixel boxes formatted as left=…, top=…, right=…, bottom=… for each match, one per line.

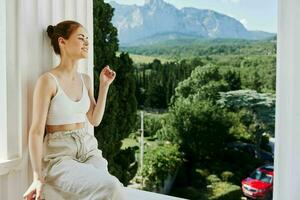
left=0, top=0, right=21, bottom=166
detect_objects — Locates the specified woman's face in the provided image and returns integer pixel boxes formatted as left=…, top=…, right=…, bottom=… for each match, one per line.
left=59, top=26, right=89, bottom=60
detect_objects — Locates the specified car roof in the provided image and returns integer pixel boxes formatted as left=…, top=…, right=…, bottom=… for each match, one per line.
left=258, top=164, right=274, bottom=175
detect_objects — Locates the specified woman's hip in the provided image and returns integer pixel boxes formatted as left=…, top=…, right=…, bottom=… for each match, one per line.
left=42, top=128, right=100, bottom=162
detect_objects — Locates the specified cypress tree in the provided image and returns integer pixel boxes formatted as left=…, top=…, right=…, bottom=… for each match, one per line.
left=93, top=0, right=137, bottom=184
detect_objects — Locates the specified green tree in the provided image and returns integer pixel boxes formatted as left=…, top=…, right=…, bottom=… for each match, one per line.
left=142, top=143, right=183, bottom=192
left=93, top=0, right=137, bottom=184
left=171, top=65, right=228, bottom=104
left=218, top=90, right=275, bottom=145
left=171, top=98, right=232, bottom=162
left=223, top=70, right=241, bottom=91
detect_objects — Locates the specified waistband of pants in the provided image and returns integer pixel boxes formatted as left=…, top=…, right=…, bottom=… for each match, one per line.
left=46, top=127, right=87, bottom=139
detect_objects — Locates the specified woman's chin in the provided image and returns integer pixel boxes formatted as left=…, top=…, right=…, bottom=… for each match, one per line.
left=79, top=54, right=88, bottom=59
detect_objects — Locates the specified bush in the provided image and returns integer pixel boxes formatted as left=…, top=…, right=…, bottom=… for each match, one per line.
left=220, top=171, right=234, bottom=182
left=206, top=174, right=221, bottom=184
left=171, top=99, right=233, bottom=161
left=142, top=143, right=183, bottom=191
left=260, top=134, right=272, bottom=152
left=113, top=147, right=139, bottom=186
left=206, top=174, right=242, bottom=200
left=209, top=182, right=242, bottom=200
left=155, top=114, right=180, bottom=143
left=144, top=113, right=163, bottom=137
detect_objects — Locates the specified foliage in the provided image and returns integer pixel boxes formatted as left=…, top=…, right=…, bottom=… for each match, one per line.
left=121, top=38, right=276, bottom=60
left=142, top=143, right=183, bottom=191
left=218, top=90, right=276, bottom=139
left=171, top=99, right=233, bottom=161
left=167, top=64, right=234, bottom=161
left=170, top=65, right=230, bottom=107
left=93, top=0, right=137, bottom=181
left=135, top=59, right=201, bottom=109
left=227, top=109, right=253, bottom=141
left=93, top=2, right=277, bottom=197
left=133, top=46, right=276, bottom=110
left=113, top=147, right=138, bottom=186
left=133, top=53, right=276, bottom=110
left=208, top=181, right=242, bottom=200
left=220, top=171, right=234, bottom=182
left=155, top=115, right=180, bottom=143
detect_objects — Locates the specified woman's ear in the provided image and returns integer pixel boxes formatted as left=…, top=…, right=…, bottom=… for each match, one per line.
left=58, top=37, right=66, bottom=46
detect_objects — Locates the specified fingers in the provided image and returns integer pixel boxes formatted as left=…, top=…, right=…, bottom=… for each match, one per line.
left=23, top=190, right=35, bottom=200
left=35, top=189, right=41, bottom=200
left=23, top=187, right=34, bottom=198
left=103, top=65, right=116, bottom=78
left=109, top=71, right=116, bottom=77
left=103, top=65, right=110, bottom=71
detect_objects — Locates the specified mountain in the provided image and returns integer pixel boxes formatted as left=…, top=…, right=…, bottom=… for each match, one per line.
left=109, top=0, right=275, bottom=46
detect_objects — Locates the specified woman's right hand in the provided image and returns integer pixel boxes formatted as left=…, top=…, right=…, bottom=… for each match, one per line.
left=23, top=179, right=44, bottom=200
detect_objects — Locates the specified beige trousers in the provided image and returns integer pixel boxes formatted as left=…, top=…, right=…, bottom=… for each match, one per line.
left=41, top=128, right=127, bottom=200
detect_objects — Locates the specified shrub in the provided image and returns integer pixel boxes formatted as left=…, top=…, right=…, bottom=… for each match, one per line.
left=206, top=174, right=221, bottom=184
left=221, top=171, right=234, bottom=182
left=142, top=143, right=183, bottom=191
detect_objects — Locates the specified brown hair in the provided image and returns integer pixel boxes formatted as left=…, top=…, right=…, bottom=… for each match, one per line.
left=46, top=20, right=83, bottom=55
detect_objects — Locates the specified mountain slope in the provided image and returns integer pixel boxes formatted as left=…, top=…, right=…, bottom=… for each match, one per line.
left=109, top=0, right=275, bottom=46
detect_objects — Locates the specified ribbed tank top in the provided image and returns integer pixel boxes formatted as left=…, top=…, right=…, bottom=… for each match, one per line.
left=46, top=72, right=90, bottom=125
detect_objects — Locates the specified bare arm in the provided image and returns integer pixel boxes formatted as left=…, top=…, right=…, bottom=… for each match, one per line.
left=28, top=74, right=53, bottom=181
left=84, top=74, right=109, bottom=127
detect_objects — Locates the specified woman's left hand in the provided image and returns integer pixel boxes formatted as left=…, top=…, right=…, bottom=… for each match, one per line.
left=99, top=65, right=116, bottom=87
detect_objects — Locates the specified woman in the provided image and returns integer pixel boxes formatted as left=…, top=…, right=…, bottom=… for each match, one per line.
left=23, top=20, right=127, bottom=200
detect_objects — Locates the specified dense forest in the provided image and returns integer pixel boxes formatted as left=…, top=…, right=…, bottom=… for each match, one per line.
left=128, top=42, right=276, bottom=199
left=134, top=53, right=276, bottom=109
left=121, top=37, right=276, bottom=60
left=118, top=38, right=276, bottom=199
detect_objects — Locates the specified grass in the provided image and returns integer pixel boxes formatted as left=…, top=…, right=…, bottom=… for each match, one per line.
left=121, top=138, right=138, bottom=150
left=121, top=136, right=161, bottom=150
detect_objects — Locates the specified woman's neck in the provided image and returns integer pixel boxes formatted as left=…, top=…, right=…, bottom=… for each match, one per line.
left=57, top=58, right=79, bottom=80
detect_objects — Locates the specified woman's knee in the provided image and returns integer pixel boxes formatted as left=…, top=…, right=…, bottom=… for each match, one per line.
left=105, top=175, right=123, bottom=191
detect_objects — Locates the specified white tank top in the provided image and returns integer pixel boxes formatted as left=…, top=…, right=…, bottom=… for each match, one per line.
left=46, top=72, right=90, bottom=125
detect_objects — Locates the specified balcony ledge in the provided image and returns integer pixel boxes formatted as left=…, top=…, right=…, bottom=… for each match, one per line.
left=124, top=187, right=188, bottom=200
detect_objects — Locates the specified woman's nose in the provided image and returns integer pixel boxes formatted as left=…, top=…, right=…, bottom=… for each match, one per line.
left=83, top=38, right=89, bottom=46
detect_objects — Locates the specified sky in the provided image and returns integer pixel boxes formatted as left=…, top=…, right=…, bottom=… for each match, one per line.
left=105, top=0, right=277, bottom=33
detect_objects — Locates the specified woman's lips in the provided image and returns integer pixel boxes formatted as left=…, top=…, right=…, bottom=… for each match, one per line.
left=82, top=48, right=88, bottom=52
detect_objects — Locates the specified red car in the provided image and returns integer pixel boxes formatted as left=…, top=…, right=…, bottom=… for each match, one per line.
left=241, top=164, right=273, bottom=200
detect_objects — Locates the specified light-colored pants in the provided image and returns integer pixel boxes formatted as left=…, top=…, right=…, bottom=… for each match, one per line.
left=41, top=128, right=127, bottom=200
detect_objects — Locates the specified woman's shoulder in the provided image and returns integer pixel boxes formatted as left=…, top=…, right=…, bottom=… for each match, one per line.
left=39, top=71, right=57, bottom=84
left=36, top=71, right=57, bottom=96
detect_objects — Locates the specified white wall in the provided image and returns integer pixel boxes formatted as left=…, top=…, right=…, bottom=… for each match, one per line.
left=274, top=0, right=300, bottom=199
left=0, top=0, right=8, bottom=161
left=0, top=0, right=93, bottom=199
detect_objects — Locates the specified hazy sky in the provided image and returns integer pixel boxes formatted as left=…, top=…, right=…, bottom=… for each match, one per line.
left=105, top=0, right=277, bottom=33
